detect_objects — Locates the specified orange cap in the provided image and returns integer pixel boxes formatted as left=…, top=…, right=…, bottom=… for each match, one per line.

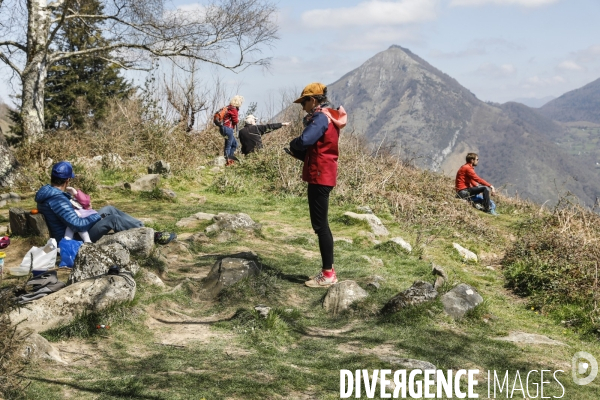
left=293, top=83, right=327, bottom=103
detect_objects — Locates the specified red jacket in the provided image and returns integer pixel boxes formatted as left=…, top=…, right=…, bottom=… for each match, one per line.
left=224, top=105, right=239, bottom=129
left=290, top=106, right=347, bottom=186
left=455, top=163, right=491, bottom=191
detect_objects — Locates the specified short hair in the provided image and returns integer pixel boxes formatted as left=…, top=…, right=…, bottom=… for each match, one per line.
left=230, top=95, right=244, bottom=108
left=466, top=153, right=478, bottom=163
left=51, top=176, right=68, bottom=186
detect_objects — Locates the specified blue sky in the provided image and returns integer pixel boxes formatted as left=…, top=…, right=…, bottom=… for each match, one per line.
left=199, top=0, right=600, bottom=115
left=2, top=0, right=599, bottom=117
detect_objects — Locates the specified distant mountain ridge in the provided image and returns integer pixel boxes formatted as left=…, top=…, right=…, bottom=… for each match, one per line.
left=511, top=96, right=555, bottom=108
left=539, top=78, right=600, bottom=124
left=326, top=45, right=600, bottom=205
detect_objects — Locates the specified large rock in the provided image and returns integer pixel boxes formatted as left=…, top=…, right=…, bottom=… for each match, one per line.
left=26, top=213, right=50, bottom=238
left=69, top=242, right=138, bottom=284
left=9, top=274, right=136, bottom=333
left=323, top=281, right=368, bottom=315
left=176, top=212, right=216, bottom=228
left=21, top=333, right=66, bottom=364
left=205, top=213, right=259, bottom=234
left=124, top=174, right=160, bottom=192
left=388, top=237, right=412, bottom=253
left=453, top=243, right=478, bottom=262
left=441, top=284, right=483, bottom=319
left=382, top=281, right=438, bottom=314
left=95, top=227, right=155, bottom=257
left=432, top=264, right=448, bottom=290
left=139, top=268, right=166, bottom=288
left=148, top=160, right=171, bottom=177
left=203, top=253, right=260, bottom=296
left=344, top=212, right=389, bottom=236
left=9, top=207, right=28, bottom=236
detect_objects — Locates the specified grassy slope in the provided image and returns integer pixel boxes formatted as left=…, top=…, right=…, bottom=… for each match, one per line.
left=5, top=162, right=600, bottom=400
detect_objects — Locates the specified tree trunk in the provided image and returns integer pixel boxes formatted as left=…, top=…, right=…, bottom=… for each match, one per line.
left=0, top=130, right=21, bottom=187
left=21, top=0, right=52, bottom=142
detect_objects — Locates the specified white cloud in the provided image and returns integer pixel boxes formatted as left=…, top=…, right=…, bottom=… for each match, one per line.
left=301, top=0, right=439, bottom=29
left=557, top=61, right=583, bottom=71
left=450, top=0, right=559, bottom=7
left=474, top=63, right=517, bottom=77
left=573, top=44, right=600, bottom=64
left=522, top=75, right=565, bottom=89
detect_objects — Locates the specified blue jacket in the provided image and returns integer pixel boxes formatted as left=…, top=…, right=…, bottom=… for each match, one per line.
left=35, top=185, right=101, bottom=241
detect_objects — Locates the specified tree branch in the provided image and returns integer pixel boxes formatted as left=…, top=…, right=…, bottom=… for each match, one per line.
left=0, top=50, right=22, bottom=76
left=0, top=41, right=27, bottom=53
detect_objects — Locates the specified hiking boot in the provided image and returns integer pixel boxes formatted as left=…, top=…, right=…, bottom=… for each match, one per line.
left=225, top=159, right=235, bottom=166
left=487, top=209, right=499, bottom=216
left=154, top=231, right=177, bottom=245
left=305, top=269, right=338, bottom=288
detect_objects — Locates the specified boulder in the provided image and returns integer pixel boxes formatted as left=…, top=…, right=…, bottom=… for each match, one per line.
left=9, top=207, right=28, bottom=236
left=187, top=232, right=210, bottom=244
left=203, top=253, right=260, bottom=296
left=322, top=280, right=368, bottom=315
left=161, top=188, right=177, bottom=199
left=26, top=213, right=50, bottom=238
left=148, top=160, right=171, bottom=177
left=139, top=268, right=166, bottom=288
left=176, top=212, right=216, bottom=228
left=69, top=242, right=137, bottom=284
left=95, top=227, right=155, bottom=257
left=344, top=212, right=389, bottom=236
left=205, top=213, right=259, bottom=234
left=382, top=281, right=438, bottom=314
left=453, top=243, right=477, bottom=262
left=124, top=174, right=160, bottom=192
left=441, top=283, right=483, bottom=319
left=22, top=333, right=66, bottom=364
left=254, top=305, right=271, bottom=318
left=388, top=237, right=412, bottom=253
left=9, top=274, right=136, bottom=333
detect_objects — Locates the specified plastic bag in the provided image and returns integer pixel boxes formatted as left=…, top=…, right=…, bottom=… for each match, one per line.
left=9, top=238, right=58, bottom=276
left=58, top=239, right=83, bottom=268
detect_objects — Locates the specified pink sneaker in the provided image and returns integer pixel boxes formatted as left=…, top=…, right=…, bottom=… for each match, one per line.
left=305, top=269, right=338, bottom=288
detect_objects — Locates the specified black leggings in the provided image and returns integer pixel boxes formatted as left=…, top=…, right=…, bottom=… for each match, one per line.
left=307, top=183, right=334, bottom=270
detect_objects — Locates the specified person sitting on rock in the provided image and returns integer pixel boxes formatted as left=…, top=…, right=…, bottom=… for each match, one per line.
left=36, top=161, right=176, bottom=244
left=238, top=114, right=290, bottom=155
left=455, top=153, right=497, bottom=215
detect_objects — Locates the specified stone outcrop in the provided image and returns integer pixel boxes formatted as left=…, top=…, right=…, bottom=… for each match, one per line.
left=69, top=242, right=138, bottom=284
left=148, top=160, right=171, bottom=177
left=432, top=264, right=448, bottom=290
left=440, top=283, right=483, bottom=319
left=205, top=213, right=259, bottom=234
left=95, top=227, right=155, bottom=257
left=323, top=281, right=368, bottom=315
left=176, top=212, right=216, bottom=228
left=344, top=212, right=389, bottom=236
left=22, top=333, right=66, bottom=364
left=10, top=274, right=136, bottom=333
left=452, top=243, right=478, bottom=262
left=203, top=253, right=260, bottom=296
left=124, top=174, right=160, bottom=192
left=388, top=237, right=413, bottom=253
left=382, top=281, right=438, bottom=314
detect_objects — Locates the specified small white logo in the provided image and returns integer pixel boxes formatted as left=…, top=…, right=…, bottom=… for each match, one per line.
left=572, top=352, right=598, bottom=385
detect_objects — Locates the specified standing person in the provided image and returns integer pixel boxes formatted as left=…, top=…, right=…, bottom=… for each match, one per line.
left=455, top=152, right=497, bottom=215
left=287, top=83, right=347, bottom=288
left=221, top=95, right=244, bottom=166
left=238, top=115, right=290, bottom=155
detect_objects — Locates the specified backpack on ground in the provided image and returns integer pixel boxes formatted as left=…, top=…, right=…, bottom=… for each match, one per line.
left=213, top=106, right=228, bottom=127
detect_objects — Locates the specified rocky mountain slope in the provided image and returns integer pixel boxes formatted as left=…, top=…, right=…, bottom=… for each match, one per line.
left=327, top=45, right=600, bottom=205
left=539, top=77, right=600, bottom=124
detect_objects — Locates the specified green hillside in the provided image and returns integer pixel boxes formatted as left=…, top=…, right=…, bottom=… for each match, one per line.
left=2, top=121, right=599, bottom=399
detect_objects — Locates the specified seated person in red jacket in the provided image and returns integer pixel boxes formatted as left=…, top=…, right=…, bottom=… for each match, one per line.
left=238, top=114, right=290, bottom=155
left=455, top=152, right=497, bottom=215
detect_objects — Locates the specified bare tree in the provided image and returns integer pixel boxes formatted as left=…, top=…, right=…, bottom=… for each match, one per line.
left=164, top=60, right=209, bottom=132
left=0, top=0, right=278, bottom=142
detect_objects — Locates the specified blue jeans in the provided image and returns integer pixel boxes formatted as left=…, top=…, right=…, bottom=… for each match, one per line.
left=87, top=206, right=144, bottom=243
left=221, top=126, right=237, bottom=159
